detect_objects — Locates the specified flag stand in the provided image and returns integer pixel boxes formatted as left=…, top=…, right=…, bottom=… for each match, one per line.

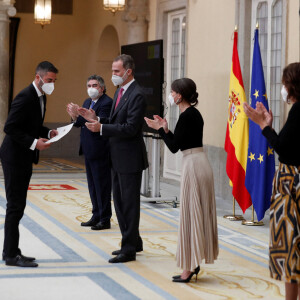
left=241, top=206, right=264, bottom=226
left=223, top=197, right=245, bottom=221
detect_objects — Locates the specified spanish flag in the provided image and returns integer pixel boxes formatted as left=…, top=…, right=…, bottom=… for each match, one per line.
left=224, top=30, right=252, bottom=212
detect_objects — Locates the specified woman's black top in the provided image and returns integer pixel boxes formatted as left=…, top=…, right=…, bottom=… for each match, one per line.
left=262, top=101, right=300, bottom=166
left=158, top=106, right=203, bottom=153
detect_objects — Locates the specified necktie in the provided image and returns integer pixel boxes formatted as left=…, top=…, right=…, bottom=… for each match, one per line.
left=39, top=96, right=44, bottom=117
left=114, top=88, right=124, bottom=110
left=90, top=101, right=95, bottom=109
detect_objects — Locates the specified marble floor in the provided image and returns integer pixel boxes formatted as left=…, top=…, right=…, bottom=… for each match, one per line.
left=0, top=159, right=284, bottom=300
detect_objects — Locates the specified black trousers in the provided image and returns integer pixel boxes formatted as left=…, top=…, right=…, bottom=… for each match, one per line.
left=111, top=169, right=143, bottom=255
left=85, top=157, right=112, bottom=223
left=1, top=159, right=32, bottom=257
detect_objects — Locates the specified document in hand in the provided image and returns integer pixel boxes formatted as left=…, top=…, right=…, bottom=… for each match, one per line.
left=45, top=123, right=74, bottom=144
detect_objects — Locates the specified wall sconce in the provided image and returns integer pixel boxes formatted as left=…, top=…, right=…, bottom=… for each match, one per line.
left=34, top=0, right=52, bottom=28
left=103, top=0, right=125, bottom=14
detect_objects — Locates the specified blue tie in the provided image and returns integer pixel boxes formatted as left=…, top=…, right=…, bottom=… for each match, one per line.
left=90, top=101, right=95, bottom=109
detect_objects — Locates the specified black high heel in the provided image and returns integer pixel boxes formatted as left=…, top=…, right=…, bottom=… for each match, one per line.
left=172, top=266, right=200, bottom=282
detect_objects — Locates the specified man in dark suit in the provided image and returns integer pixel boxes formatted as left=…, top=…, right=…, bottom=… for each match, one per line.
left=81, top=54, right=148, bottom=263
left=0, top=61, right=59, bottom=267
left=66, top=75, right=112, bottom=230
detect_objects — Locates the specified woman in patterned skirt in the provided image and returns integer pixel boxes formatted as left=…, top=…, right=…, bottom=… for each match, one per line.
left=144, top=78, right=219, bottom=283
left=244, top=63, right=300, bottom=300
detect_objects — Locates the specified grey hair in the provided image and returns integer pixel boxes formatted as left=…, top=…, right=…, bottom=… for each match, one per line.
left=87, top=75, right=106, bottom=94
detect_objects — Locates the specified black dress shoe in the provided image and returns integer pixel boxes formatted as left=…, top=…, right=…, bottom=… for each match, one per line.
left=108, top=253, right=136, bottom=263
left=81, top=218, right=99, bottom=227
left=2, top=252, right=36, bottom=262
left=112, top=246, right=143, bottom=256
left=91, top=221, right=111, bottom=230
left=5, top=255, right=38, bottom=267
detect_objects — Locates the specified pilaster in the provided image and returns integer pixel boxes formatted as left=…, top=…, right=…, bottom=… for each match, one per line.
left=0, top=0, right=16, bottom=143
left=123, top=0, right=149, bottom=44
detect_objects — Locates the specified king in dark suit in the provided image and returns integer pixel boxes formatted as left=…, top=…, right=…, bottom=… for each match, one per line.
left=67, top=75, right=112, bottom=230
left=0, top=61, right=59, bottom=267
left=82, top=54, right=149, bottom=263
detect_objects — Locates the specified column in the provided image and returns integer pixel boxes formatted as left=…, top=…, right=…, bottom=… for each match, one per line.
left=0, top=0, right=16, bottom=144
left=123, top=0, right=149, bottom=44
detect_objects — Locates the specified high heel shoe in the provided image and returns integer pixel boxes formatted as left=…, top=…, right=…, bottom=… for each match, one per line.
left=172, top=266, right=200, bottom=282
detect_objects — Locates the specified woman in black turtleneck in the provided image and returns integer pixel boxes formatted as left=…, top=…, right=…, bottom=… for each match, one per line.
left=244, top=63, right=300, bottom=300
left=145, top=78, right=219, bottom=283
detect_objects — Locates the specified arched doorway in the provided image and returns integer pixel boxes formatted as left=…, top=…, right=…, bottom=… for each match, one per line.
left=96, top=25, right=120, bottom=98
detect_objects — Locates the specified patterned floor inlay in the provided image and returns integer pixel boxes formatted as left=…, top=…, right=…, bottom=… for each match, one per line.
left=32, top=158, right=85, bottom=173
left=0, top=177, right=284, bottom=299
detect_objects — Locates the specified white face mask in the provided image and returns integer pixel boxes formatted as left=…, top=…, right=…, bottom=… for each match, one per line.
left=40, top=77, right=54, bottom=95
left=168, top=93, right=175, bottom=106
left=168, top=93, right=181, bottom=106
left=87, top=88, right=100, bottom=99
left=111, top=70, right=129, bottom=86
left=281, top=85, right=288, bottom=102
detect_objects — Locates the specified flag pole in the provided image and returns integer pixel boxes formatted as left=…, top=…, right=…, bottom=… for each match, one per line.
left=241, top=205, right=264, bottom=226
left=223, top=197, right=245, bottom=221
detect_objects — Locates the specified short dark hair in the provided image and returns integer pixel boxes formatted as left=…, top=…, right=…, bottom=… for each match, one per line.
left=35, top=61, right=58, bottom=76
left=282, top=62, right=300, bottom=103
left=87, top=74, right=106, bottom=94
left=171, top=78, right=199, bottom=106
left=114, top=54, right=135, bottom=75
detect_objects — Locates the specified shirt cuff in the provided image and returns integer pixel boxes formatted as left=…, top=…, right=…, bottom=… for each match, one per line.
left=48, top=130, right=52, bottom=139
left=30, top=139, right=38, bottom=150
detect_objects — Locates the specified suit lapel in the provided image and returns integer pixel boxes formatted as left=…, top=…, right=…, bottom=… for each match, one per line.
left=93, top=94, right=105, bottom=112
left=85, top=99, right=92, bottom=109
left=111, top=81, right=137, bottom=118
left=110, top=89, right=119, bottom=118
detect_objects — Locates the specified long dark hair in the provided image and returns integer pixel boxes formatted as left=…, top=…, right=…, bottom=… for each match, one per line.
left=171, top=78, right=198, bottom=106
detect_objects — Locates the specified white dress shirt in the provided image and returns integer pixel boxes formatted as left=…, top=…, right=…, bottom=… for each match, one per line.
left=30, top=81, right=51, bottom=150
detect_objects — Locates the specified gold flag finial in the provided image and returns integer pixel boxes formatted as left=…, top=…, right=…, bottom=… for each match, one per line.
left=256, top=22, right=259, bottom=29
left=235, top=25, right=238, bottom=31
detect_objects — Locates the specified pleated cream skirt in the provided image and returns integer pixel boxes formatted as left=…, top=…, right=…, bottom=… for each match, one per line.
left=176, top=147, right=219, bottom=271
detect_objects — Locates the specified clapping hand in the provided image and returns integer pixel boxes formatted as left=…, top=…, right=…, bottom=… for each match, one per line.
left=243, top=102, right=273, bottom=130
left=66, top=102, right=79, bottom=121
left=78, top=107, right=97, bottom=121
left=144, top=115, right=169, bottom=133
left=85, top=119, right=101, bottom=132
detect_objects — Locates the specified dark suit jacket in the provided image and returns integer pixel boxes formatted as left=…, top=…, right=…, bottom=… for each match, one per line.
left=73, top=93, right=112, bottom=160
left=0, top=83, right=50, bottom=165
left=101, top=81, right=148, bottom=173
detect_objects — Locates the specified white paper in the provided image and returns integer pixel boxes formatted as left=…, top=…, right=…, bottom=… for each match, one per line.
left=45, top=123, right=74, bottom=144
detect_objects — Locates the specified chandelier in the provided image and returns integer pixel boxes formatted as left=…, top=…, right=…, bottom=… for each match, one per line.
left=103, top=0, right=125, bottom=14
left=34, top=0, right=52, bottom=28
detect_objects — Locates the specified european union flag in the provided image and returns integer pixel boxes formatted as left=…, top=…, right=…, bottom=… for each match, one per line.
left=245, top=28, right=275, bottom=221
